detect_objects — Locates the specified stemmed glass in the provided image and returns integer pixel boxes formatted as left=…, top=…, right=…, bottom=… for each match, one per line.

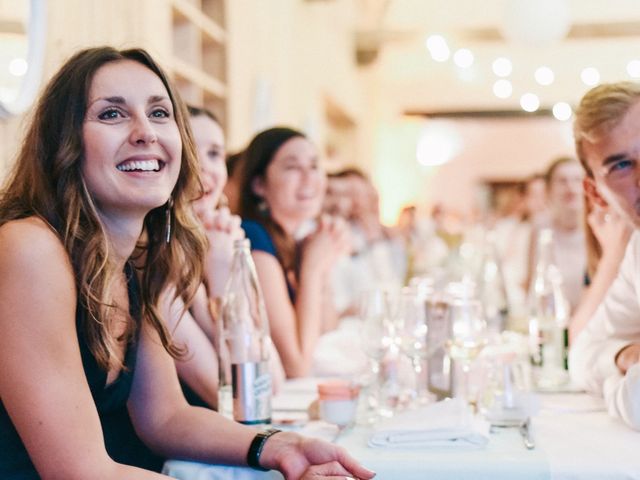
left=445, top=286, right=487, bottom=405
left=358, top=289, right=395, bottom=421
left=395, top=287, right=433, bottom=406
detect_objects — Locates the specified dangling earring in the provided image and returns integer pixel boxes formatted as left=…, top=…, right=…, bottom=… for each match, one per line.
left=165, top=196, right=174, bottom=244
left=257, top=198, right=268, bottom=216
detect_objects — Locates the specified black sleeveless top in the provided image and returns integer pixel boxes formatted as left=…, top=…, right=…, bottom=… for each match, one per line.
left=0, top=264, right=162, bottom=479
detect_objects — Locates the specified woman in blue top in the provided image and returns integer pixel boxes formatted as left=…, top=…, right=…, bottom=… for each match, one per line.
left=0, top=46, right=373, bottom=480
left=238, top=128, right=351, bottom=378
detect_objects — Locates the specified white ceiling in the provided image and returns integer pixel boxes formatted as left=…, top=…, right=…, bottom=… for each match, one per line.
left=364, top=0, right=640, bottom=114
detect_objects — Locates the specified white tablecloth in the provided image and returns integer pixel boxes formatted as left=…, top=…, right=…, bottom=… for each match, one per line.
left=163, top=382, right=640, bottom=480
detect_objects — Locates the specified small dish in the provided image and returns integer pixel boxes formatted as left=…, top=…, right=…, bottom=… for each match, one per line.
left=317, top=380, right=360, bottom=427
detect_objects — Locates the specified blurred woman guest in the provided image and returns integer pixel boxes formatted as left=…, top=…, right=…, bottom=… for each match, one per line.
left=159, top=106, right=238, bottom=408
left=526, top=157, right=586, bottom=312
left=0, top=46, right=373, bottom=480
left=166, top=106, right=284, bottom=409
left=237, top=128, right=351, bottom=378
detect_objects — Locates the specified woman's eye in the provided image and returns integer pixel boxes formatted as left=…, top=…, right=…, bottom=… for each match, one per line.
left=150, top=108, right=170, bottom=119
left=98, top=108, right=123, bottom=120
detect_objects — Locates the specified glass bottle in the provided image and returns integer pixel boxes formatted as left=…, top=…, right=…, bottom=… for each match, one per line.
left=527, top=228, right=569, bottom=389
left=476, top=230, right=510, bottom=336
left=218, top=239, right=272, bottom=425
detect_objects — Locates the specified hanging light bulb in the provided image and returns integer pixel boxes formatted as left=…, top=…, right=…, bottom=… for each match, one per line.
left=520, top=93, right=540, bottom=112
left=552, top=102, right=572, bottom=121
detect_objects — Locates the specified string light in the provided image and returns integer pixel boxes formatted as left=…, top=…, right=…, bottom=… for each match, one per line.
left=627, top=60, right=640, bottom=78
left=453, top=49, right=474, bottom=68
left=520, top=93, right=540, bottom=112
left=492, top=57, right=513, bottom=77
left=534, top=66, right=554, bottom=86
left=552, top=102, right=572, bottom=121
left=581, top=67, right=600, bottom=86
left=493, top=79, right=513, bottom=99
left=426, top=35, right=450, bottom=62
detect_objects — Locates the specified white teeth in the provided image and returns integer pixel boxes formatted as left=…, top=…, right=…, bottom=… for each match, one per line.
left=117, top=159, right=161, bottom=172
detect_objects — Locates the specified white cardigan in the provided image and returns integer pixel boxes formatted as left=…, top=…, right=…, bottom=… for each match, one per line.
left=570, top=231, right=640, bottom=429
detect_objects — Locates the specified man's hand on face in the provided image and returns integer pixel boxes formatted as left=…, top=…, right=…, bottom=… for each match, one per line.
left=615, top=344, right=640, bottom=374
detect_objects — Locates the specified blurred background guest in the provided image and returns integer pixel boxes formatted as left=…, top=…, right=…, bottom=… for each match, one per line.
left=395, top=204, right=449, bottom=284
left=526, top=157, right=586, bottom=313
left=523, top=173, right=550, bottom=227
left=237, top=127, right=350, bottom=378
left=336, top=168, right=406, bottom=286
left=492, top=174, right=549, bottom=321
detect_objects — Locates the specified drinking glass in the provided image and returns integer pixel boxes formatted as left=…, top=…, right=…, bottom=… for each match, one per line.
left=395, top=287, right=433, bottom=406
left=445, top=289, right=487, bottom=405
left=358, top=289, right=395, bottom=421
left=477, top=353, right=530, bottom=426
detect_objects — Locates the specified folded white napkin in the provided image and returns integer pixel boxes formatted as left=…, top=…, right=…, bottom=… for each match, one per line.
left=369, top=398, right=490, bottom=449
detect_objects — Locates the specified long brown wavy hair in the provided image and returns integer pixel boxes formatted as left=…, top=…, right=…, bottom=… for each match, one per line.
left=237, top=127, right=305, bottom=275
left=0, top=47, right=206, bottom=370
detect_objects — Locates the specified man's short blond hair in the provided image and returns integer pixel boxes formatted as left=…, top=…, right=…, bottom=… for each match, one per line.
left=574, top=81, right=640, bottom=177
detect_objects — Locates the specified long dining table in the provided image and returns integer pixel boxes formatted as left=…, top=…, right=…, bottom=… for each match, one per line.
left=162, top=377, right=640, bottom=480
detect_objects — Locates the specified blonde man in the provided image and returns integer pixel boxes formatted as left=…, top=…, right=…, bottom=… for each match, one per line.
left=570, top=81, right=640, bottom=429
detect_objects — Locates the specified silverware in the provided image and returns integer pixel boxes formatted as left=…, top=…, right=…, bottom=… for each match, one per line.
left=519, top=417, right=535, bottom=450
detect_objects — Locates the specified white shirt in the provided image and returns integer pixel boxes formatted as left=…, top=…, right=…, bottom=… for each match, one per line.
left=569, top=231, right=640, bottom=429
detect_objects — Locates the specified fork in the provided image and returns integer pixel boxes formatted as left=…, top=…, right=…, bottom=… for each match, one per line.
left=519, top=416, right=535, bottom=450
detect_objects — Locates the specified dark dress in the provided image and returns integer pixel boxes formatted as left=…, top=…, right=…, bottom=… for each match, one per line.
left=241, top=219, right=295, bottom=302
left=0, top=264, right=163, bottom=479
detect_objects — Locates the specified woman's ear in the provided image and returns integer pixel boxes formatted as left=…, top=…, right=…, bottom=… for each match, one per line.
left=583, top=177, right=608, bottom=208
left=251, top=177, right=265, bottom=197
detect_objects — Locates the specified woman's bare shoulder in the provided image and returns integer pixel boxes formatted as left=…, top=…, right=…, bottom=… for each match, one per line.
left=0, top=216, right=73, bottom=278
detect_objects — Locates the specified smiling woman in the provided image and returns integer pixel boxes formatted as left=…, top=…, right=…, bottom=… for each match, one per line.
left=81, top=60, right=182, bottom=217
left=0, top=46, right=374, bottom=480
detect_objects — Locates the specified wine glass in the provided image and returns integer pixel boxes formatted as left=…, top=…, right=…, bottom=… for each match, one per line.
left=358, top=289, right=395, bottom=421
left=445, top=286, right=487, bottom=405
left=395, top=287, right=433, bottom=406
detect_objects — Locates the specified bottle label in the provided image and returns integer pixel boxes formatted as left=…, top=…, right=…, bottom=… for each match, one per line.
left=529, top=318, right=569, bottom=388
left=231, top=362, right=272, bottom=424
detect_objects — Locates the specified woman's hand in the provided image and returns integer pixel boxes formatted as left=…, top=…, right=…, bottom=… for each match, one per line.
left=300, top=461, right=367, bottom=480
left=260, top=431, right=375, bottom=480
left=203, top=207, right=245, bottom=297
left=587, top=206, right=632, bottom=261
left=300, top=215, right=351, bottom=277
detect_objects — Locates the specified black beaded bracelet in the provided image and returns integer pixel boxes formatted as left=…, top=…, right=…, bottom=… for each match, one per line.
left=246, top=428, right=281, bottom=471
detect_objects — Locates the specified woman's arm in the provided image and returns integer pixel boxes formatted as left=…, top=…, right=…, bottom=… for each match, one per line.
left=569, top=209, right=632, bottom=342
left=161, top=288, right=219, bottom=408
left=253, top=250, right=321, bottom=377
left=128, top=311, right=374, bottom=480
left=0, top=218, right=166, bottom=479
left=253, top=217, right=348, bottom=378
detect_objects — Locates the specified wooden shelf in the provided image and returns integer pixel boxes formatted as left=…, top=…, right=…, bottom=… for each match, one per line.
left=170, top=55, right=226, bottom=99
left=172, top=0, right=225, bottom=45
left=169, top=0, right=227, bottom=123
